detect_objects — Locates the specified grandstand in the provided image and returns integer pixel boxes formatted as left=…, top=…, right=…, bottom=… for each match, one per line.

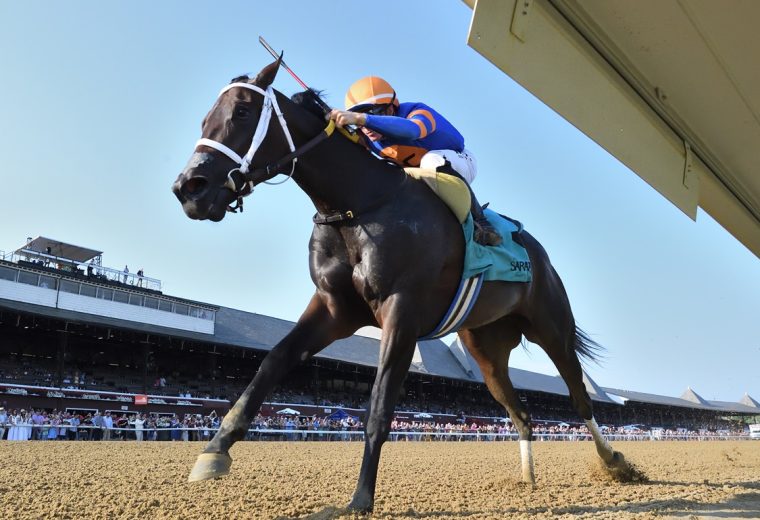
left=1, top=237, right=758, bottom=430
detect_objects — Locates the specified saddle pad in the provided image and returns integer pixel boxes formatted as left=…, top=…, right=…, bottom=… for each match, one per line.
left=419, top=211, right=530, bottom=339
left=462, top=209, right=532, bottom=283
left=418, top=273, right=484, bottom=340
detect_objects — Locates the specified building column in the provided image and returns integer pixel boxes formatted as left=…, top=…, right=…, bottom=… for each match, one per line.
left=56, top=330, right=68, bottom=387
left=142, top=344, right=150, bottom=394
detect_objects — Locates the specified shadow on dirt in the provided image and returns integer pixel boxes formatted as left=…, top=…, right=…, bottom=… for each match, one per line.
left=282, top=491, right=760, bottom=519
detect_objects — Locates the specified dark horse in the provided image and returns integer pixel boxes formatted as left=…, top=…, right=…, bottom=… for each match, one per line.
left=172, top=60, right=638, bottom=512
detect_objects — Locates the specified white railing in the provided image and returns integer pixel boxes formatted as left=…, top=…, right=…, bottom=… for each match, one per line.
left=0, top=382, right=228, bottom=406
left=13, top=249, right=162, bottom=291
left=0, top=261, right=216, bottom=321
left=2, top=426, right=754, bottom=442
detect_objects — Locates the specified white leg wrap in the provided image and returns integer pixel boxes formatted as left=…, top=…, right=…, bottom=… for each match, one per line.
left=519, top=439, right=535, bottom=484
left=585, top=417, right=614, bottom=462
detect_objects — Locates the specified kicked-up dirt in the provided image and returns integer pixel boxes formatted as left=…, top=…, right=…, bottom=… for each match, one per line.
left=1, top=440, right=758, bottom=519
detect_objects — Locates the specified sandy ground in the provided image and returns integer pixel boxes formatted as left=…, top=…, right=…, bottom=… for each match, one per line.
left=1, top=440, right=758, bottom=519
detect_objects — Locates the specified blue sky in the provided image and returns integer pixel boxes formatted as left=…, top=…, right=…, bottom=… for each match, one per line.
left=1, top=1, right=758, bottom=403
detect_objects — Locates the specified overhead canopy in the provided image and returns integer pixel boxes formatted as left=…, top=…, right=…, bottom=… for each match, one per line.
left=275, top=407, right=300, bottom=415
left=464, top=0, right=760, bottom=258
left=17, top=236, right=102, bottom=263
left=326, top=409, right=359, bottom=421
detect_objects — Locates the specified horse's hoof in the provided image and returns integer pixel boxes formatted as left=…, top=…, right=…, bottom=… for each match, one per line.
left=521, top=473, right=536, bottom=488
left=602, top=451, right=647, bottom=483
left=346, top=496, right=374, bottom=514
left=188, top=452, right=232, bottom=482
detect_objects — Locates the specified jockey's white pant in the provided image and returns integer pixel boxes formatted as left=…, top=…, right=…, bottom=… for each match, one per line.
left=419, top=148, right=478, bottom=185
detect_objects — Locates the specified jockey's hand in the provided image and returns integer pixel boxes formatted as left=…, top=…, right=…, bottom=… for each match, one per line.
left=328, top=109, right=367, bottom=128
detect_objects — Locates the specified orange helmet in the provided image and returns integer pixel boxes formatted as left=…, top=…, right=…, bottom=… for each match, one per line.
left=344, top=76, right=399, bottom=112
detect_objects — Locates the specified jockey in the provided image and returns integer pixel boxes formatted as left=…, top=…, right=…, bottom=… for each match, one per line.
left=329, top=76, right=502, bottom=247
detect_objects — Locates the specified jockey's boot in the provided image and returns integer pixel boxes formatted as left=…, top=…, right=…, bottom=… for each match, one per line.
left=433, top=160, right=503, bottom=247
left=469, top=190, right=503, bottom=247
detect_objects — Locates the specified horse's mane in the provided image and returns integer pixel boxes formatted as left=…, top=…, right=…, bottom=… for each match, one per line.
left=290, top=88, right=405, bottom=172
left=227, top=75, right=329, bottom=121
left=230, top=74, right=251, bottom=84
left=290, top=89, right=329, bottom=119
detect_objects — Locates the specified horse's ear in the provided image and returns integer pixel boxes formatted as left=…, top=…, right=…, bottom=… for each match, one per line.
left=252, top=55, right=282, bottom=88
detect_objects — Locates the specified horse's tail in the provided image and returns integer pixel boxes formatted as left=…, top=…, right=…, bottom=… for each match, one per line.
left=573, top=325, right=604, bottom=364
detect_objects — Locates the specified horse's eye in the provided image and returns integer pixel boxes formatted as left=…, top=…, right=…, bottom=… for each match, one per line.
left=233, top=105, right=250, bottom=119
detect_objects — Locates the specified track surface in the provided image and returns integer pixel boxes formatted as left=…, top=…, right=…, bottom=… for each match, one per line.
left=2, top=440, right=758, bottom=519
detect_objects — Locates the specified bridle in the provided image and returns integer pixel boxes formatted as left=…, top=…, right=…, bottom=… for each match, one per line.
left=195, top=82, right=334, bottom=213
left=192, top=79, right=398, bottom=220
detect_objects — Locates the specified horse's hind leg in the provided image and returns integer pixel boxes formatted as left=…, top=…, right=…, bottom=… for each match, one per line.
left=532, top=327, right=641, bottom=481
left=458, top=317, right=536, bottom=486
left=536, top=330, right=613, bottom=457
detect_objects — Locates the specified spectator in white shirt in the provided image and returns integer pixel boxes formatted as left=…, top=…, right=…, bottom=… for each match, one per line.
left=102, top=412, right=113, bottom=440
left=130, top=414, right=146, bottom=441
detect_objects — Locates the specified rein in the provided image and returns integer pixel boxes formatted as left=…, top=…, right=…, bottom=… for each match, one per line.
left=223, top=119, right=343, bottom=212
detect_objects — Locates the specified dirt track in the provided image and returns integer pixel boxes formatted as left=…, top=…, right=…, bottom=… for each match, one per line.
left=1, top=440, right=758, bottom=519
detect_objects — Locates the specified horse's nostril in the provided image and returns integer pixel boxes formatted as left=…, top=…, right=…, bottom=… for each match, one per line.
left=181, top=177, right=209, bottom=199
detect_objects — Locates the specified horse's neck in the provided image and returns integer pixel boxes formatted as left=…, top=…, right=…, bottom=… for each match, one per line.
left=289, top=124, right=404, bottom=214
left=275, top=91, right=406, bottom=215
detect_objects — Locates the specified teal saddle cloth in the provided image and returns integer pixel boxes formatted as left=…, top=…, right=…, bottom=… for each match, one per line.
left=418, top=208, right=532, bottom=340
left=462, top=208, right=532, bottom=283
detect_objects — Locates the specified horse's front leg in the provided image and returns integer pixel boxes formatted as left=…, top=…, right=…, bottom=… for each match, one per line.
left=348, top=294, right=418, bottom=512
left=188, top=292, right=360, bottom=482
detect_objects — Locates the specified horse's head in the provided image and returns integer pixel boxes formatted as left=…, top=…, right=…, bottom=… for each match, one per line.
left=172, top=59, right=294, bottom=221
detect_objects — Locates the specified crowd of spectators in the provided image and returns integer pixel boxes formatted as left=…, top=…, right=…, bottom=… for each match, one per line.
left=0, top=407, right=222, bottom=442
left=0, top=405, right=753, bottom=443
left=0, top=365, right=57, bottom=387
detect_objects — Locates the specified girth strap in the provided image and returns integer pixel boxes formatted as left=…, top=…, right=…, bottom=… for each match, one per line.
left=313, top=210, right=355, bottom=225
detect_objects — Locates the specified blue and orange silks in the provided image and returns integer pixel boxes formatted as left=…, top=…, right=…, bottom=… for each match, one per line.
left=364, top=102, right=465, bottom=167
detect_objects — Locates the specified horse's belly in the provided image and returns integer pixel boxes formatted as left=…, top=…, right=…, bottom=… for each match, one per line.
left=459, top=280, right=527, bottom=329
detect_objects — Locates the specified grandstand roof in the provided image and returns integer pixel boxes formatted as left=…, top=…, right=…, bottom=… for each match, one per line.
left=706, top=399, right=760, bottom=415
left=448, top=337, right=615, bottom=403
left=603, top=387, right=759, bottom=415
left=215, top=307, right=471, bottom=379
left=17, top=237, right=102, bottom=263
left=740, top=393, right=760, bottom=408
left=604, top=387, right=713, bottom=410
left=509, top=366, right=571, bottom=396
left=582, top=372, right=616, bottom=404
left=680, top=387, right=710, bottom=406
